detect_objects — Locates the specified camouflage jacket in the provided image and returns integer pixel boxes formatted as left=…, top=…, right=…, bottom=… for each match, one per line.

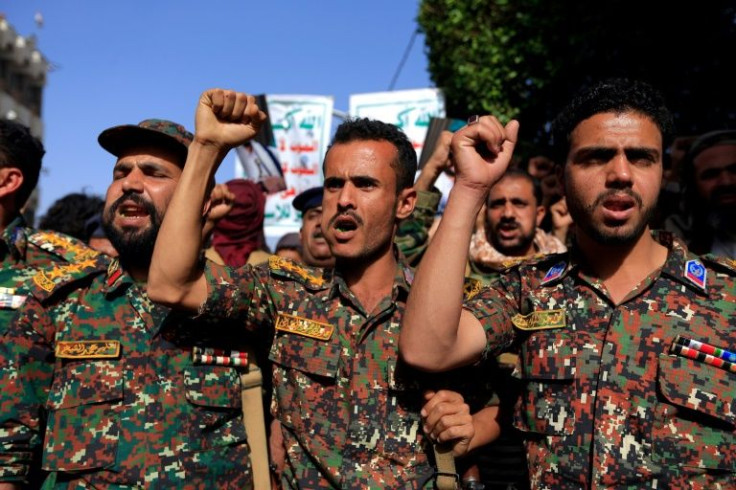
left=201, top=255, right=446, bottom=489
left=0, top=216, right=96, bottom=332
left=0, top=258, right=253, bottom=489
left=464, top=232, right=736, bottom=488
left=395, top=189, right=441, bottom=267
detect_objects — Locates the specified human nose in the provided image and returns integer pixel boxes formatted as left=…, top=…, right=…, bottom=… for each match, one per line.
left=501, top=201, right=515, bottom=218
left=606, top=155, right=633, bottom=187
left=336, top=183, right=355, bottom=210
left=121, top=168, right=144, bottom=193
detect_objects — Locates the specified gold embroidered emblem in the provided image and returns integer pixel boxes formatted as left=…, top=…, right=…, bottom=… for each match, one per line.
left=275, top=313, right=333, bottom=341
left=269, top=256, right=325, bottom=287
left=463, top=278, right=482, bottom=300
left=511, top=309, right=566, bottom=331
left=56, top=340, right=121, bottom=359
left=33, top=269, right=57, bottom=292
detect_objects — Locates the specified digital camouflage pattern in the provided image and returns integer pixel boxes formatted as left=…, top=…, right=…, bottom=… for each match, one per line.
left=0, top=216, right=98, bottom=334
left=0, top=257, right=253, bottom=489
left=464, top=232, right=736, bottom=489
left=201, top=254, right=488, bottom=489
left=394, top=189, right=441, bottom=267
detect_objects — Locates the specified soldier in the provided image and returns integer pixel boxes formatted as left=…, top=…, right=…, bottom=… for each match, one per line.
left=0, top=119, right=255, bottom=488
left=291, top=186, right=334, bottom=268
left=400, top=78, right=736, bottom=488
left=0, top=121, right=100, bottom=333
left=148, top=89, right=480, bottom=488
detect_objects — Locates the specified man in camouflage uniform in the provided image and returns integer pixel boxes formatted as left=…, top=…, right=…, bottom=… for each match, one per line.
left=0, top=119, right=253, bottom=488
left=0, top=120, right=98, bottom=333
left=148, top=89, right=479, bottom=488
left=400, top=78, right=736, bottom=488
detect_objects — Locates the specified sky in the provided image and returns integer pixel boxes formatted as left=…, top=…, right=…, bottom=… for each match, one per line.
left=4, top=1, right=432, bottom=219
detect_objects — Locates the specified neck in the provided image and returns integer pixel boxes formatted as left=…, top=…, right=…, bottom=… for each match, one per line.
left=336, top=245, right=397, bottom=313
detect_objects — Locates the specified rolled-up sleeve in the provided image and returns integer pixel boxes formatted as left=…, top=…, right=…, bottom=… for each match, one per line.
left=462, top=277, right=518, bottom=362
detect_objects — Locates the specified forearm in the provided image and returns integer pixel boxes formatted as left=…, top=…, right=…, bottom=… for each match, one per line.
left=400, top=184, right=487, bottom=371
left=148, top=141, right=226, bottom=310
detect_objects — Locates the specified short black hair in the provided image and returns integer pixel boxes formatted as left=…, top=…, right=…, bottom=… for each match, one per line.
left=327, top=118, right=417, bottom=191
left=0, top=120, right=45, bottom=209
left=490, top=168, right=543, bottom=207
left=38, top=192, right=105, bottom=242
left=550, top=78, right=675, bottom=165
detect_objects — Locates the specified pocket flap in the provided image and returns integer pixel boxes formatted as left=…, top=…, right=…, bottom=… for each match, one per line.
left=269, top=331, right=340, bottom=379
left=658, top=355, right=736, bottom=427
left=184, top=365, right=242, bottom=408
left=47, top=360, right=123, bottom=409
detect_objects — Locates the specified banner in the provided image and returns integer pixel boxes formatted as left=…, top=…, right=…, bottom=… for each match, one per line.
left=235, top=94, right=333, bottom=248
left=349, top=88, right=446, bottom=160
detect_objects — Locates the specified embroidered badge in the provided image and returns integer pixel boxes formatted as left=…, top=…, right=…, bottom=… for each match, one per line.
left=0, top=288, right=25, bottom=309
left=192, top=346, right=248, bottom=366
left=541, top=261, right=567, bottom=284
left=275, top=313, right=334, bottom=341
left=684, top=259, right=707, bottom=289
left=511, top=309, right=566, bottom=331
left=56, top=340, right=121, bottom=359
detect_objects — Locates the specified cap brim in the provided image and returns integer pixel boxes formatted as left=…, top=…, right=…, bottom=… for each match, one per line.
left=98, top=125, right=188, bottom=165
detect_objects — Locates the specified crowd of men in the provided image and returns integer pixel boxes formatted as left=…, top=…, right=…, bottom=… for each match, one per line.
left=0, top=78, right=734, bottom=490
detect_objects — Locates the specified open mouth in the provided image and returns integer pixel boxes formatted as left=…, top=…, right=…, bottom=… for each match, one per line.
left=118, top=203, right=150, bottom=218
left=600, top=193, right=637, bottom=222
left=334, top=217, right=358, bottom=233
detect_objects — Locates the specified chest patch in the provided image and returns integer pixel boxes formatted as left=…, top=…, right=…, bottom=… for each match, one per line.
left=511, top=309, right=566, bottom=331
left=55, top=340, right=121, bottom=359
left=275, top=313, right=334, bottom=341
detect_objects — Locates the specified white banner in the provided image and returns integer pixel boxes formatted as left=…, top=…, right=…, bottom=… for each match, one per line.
left=349, top=88, right=445, bottom=159
left=235, top=94, right=334, bottom=247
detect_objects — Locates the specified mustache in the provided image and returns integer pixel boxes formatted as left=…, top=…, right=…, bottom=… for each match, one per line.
left=593, top=188, right=642, bottom=208
left=106, top=192, right=158, bottom=220
left=711, top=185, right=736, bottom=201
left=327, top=210, right=364, bottom=228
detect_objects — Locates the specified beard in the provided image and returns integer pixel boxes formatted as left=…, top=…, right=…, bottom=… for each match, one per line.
left=102, top=193, right=162, bottom=271
left=567, top=188, right=656, bottom=246
left=489, top=220, right=536, bottom=256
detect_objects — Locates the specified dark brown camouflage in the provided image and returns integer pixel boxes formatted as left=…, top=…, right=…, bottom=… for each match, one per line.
left=0, top=257, right=253, bottom=489
left=200, top=254, right=484, bottom=489
left=464, top=231, right=736, bottom=488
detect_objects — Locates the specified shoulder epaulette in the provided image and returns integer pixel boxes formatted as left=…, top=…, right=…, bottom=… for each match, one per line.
left=701, top=254, right=736, bottom=274
left=30, top=254, right=107, bottom=301
left=27, top=230, right=99, bottom=263
left=463, top=277, right=483, bottom=300
left=268, top=255, right=328, bottom=289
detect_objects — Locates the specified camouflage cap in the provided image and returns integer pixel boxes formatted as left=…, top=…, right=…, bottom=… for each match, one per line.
left=98, top=119, right=193, bottom=166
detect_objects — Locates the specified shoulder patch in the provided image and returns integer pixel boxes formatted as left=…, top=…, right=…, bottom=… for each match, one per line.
left=541, top=261, right=568, bottom=284
left=27, top=230, right=99, bottom=263
left=684, top=259, right=707, bottom=290
left=268, top=255, right=327, bottom=288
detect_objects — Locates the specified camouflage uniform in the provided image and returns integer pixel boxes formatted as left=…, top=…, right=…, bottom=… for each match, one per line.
left=200, top=255, right=443, bottom=488
left=395, top=189, right=441, bottom=267
left=0, top=216, right=94, bottom=332
left=464, top=232, right=736, bottom=488
left=0, top=257, right=253, bottom=489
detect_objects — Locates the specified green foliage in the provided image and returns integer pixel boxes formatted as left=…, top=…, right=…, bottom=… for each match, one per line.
left=419, top=0, right=736, bottom=155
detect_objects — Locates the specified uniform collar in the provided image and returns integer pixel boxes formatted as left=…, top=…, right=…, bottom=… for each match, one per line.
left=101, top=258, right=135, bottom=295
left=1, top=215, right=28, bottom=263
left=329, top=247, right=412, bottom=302
left=656, top=231, right=709, bottom=295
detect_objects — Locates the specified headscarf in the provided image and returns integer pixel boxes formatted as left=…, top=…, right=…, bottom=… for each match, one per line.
left=211, top=179, right=265, bottom=268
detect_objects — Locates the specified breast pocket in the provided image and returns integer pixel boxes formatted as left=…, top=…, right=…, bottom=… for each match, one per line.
left=514, top=331, right=577, bottom=436
left=43, top=359, right=123, bottom=471
left=183, top=365, right=246, bottom=448
left=652, top=355, right=736, bottom=472
left=268, top=331, right=340, bottom=433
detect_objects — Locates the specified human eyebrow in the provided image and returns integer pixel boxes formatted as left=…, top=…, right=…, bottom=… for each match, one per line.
left=624, top=148, right=659, bottom=164
left=571, top=147, right=617, bottom=164
left=351, top=176, right=380, bottom=188
left=323, top=176, right=344, bottom=189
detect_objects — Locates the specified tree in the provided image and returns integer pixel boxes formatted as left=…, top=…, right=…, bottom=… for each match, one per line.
left=419, top=0, right=736, bottom=155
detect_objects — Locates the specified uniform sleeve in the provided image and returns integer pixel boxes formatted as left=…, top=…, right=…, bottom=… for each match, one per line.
left=462, top=275, right=519, bottom=361
left=198, top=260, right=273, bottom=329
left=394, top=189, right=441, bottom=266
left=0, top=297, right=54, bottom=482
